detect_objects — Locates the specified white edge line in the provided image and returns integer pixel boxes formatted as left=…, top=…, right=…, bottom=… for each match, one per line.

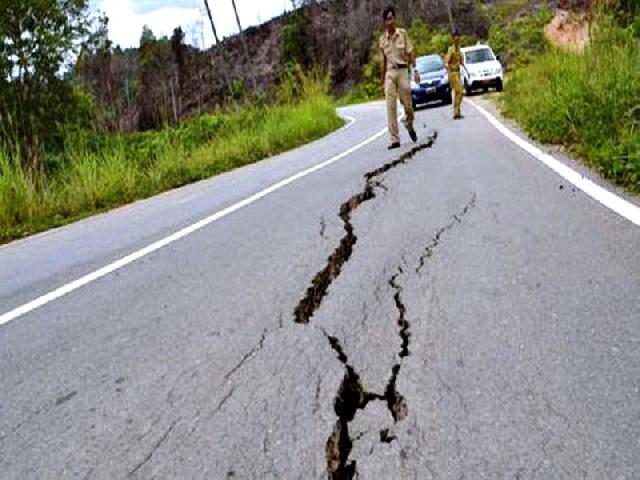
left=0, top=114, right=358, bottom=251
left=0, top=115, right=387, bottom=326
left=467, top=99, right=640, bottom=227
left=337, top=113, right=356, bottom=131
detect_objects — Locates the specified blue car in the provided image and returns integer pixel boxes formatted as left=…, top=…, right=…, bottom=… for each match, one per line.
left=411, top=54, right=453, bottom=109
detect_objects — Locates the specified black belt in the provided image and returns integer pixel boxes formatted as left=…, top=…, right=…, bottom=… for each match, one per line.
left=390, top=63, right=408, bottom=69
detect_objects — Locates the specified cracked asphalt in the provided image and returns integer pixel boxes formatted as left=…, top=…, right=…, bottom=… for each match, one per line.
left=1, top=100, right=639, bottom=479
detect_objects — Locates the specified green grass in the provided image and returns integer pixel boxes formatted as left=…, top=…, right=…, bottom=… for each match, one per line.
left=487, top=5, right=554, bottom=69
left=501, top=23, right=640, bottom=191
left=337, top=85, right=382, bottom=106
left=0, top=91, right=343, bottom=243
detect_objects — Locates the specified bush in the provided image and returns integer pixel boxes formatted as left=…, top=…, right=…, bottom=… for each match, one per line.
left=502, top=22, right=640, bottom=190
left=487, top=6, right=554, bottom=69
left=0, top=72, right=343, bottom=242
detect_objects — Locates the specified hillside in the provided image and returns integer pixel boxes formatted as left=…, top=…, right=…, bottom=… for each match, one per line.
left=80, top=0, right=557, bottom=131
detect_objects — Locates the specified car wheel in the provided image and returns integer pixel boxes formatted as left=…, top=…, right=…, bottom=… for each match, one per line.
left=464, top=80, right=472, bottom=96
left=412, top=100, right=417, bottom=111
left=496, top=79, right=503, bottom=92
left=444, top=92, right=452, bottom=104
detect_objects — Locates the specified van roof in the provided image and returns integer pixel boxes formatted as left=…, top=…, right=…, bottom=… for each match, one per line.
left=461, top=44, right=492, bottom=52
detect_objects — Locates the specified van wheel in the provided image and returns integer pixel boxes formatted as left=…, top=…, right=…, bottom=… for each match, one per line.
left=496, top=79, right=503, bottom=92
left=464, top=80, right=472, bottom=96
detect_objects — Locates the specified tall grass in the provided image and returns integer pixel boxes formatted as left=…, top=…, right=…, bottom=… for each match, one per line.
left=502, top=22, right=640, bottom=191
left=0, top=74, right=343, bottom=243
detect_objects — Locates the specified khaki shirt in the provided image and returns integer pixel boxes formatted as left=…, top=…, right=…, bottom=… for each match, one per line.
left=445, top=45, right=462, bottom=71
left=379, top=28, right=413, bottom=69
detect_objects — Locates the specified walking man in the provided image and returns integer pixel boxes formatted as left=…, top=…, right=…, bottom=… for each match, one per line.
left=444, top=30, right=464, bottom=119
left=379, top=6, right=419, bottom=149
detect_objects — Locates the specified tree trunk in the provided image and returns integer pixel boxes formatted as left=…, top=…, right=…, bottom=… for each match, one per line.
left=170, top=79, right=178, bottom=124
left=230, top=0, right=258, bottom=90
left=203, top=0, right=232, bottom=90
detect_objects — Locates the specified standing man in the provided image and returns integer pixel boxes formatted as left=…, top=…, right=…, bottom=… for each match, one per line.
left=444, top=30, right=464, bottom=119
left=379, top=6, right=419, bottom=150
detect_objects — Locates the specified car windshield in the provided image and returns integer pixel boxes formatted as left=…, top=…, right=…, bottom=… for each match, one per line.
left=416, top=56, right=444, bottom=74
left=465, top=48, right=495, bottom=64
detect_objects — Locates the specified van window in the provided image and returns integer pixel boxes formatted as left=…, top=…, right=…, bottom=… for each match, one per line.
left=464, top=48, right=495, bottom=64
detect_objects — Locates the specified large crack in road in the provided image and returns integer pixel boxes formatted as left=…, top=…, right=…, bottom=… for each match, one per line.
left=323, top=263, right=410, bottom=480
left=293, top=133, right=438, bottom=326
left=291, top=135, right=437, bottom=479
left=322, top=190, right=476, bottom=478
left=289, top=133, right=477, bottom=479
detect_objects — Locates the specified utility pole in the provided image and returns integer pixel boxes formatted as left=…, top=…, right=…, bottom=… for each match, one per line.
left=230, top=0, right=258, bottom=90
left=445, top=0, right=455, bottom=32
left=203, top=0, right=232, bottom=90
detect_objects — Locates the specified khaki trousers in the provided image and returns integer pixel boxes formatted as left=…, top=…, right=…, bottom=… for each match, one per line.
left=385, top=68, right=414, bottom=144
left=449, top=70, right=463, bottom=117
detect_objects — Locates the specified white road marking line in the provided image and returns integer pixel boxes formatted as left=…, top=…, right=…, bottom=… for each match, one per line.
left=468, top=99, right=640, bottom=227
left=0, top=116, right=360, bottom=250
left=0, top=115, right=388, bottom=326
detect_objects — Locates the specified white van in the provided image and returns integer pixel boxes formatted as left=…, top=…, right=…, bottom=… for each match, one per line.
left=461, top=44, right=504, bottom=95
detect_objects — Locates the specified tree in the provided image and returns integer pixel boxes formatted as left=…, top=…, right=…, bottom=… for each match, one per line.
left=170, top=27, right=187, bottom=122
left=137, top=25, right=174, bottom=129
left=0, top=0, right=101, bottom=168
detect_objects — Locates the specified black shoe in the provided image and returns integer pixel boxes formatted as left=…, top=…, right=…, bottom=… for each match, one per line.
left=402, top=120, right=417, bottom=142
left=387, top=142, right=400, bottom=150
left=453, top=114, right=464, bottom=120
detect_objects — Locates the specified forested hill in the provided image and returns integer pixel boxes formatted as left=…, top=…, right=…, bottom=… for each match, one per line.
left=75, top=0, right=564, bottom=131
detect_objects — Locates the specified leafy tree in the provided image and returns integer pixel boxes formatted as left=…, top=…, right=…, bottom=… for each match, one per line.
left=137, top=26, right=174, bottom=130
left=0, top=0, right=102, bottom=169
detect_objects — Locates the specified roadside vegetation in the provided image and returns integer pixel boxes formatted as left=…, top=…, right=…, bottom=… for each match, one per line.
left=501, top=3, right=640, bottom=191
left=0, top=69, right=341, bottom=243
left=485, top=4, right=554, bottom=69
left=0, top=1, right=342, bottom=244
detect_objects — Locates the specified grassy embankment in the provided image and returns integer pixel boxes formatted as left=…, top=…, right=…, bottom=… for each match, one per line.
left=501, top=19, right=639, bottom=191
left=0, top=73, right=343, bottom=243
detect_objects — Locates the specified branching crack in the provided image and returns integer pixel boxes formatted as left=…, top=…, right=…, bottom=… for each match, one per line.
left=323, top=327, right=408, bottom=479
left=292, top=134, right=440, bottom=479
left=324, top=333, right=381, bottom=480
left=380, top=429, right=397, bottom=444
left=384, top=364, right=408, bottom=422
left=389, top=271, right=409, bottom=358
left=128, top=418, right=180, bottom=477
left=320, top=216, right=328, bottom=239
left=223, top=329, right=267, bottom=382
left=416, top=193, right=477, bottom=274
left=294, top=133, right=437, bottom=325
left=213, top=387, right=236, bottom=415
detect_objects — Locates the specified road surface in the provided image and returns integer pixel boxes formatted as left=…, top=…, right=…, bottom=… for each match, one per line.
left=1, top=100, right=639, bottom=479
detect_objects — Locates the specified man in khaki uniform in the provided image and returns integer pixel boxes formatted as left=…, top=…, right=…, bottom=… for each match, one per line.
left=379, top=6, right=419, bottom=149
left=444, top=31, right=464, bottom=119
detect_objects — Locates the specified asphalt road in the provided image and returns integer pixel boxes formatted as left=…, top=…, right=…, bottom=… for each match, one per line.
left=1, top=99, right=639, bottom=479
